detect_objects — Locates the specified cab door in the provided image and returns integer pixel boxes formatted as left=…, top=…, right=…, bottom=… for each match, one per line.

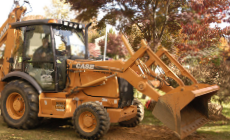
left=23, top=25, right=56, bottom=91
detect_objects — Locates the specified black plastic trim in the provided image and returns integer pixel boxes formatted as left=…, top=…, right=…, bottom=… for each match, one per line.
left=1, top=71, right=42, bottom=94
left=50, top=25, right=59, bottom=92
left=11, top=19, right=63, bottom=28
left=118, top=77, right=134, bottom=108
left=11, top=19, right=86, bottom=30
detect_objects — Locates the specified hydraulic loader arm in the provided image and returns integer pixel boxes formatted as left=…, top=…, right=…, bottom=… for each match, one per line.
left=122, top=35, right=199, bottom=92
left=147, top=47, right=198, bottom=84
left=67, top=35, right=219, bottom=139
left=122, top=36, right=198, bottom=86
left=67, top=36, right=201, bottom=101
left=0, top=6, right=27, bottom=78
left=67, top=40, right=185, bottom=101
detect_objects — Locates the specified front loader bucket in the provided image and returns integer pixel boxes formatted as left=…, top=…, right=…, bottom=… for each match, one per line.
left=152, top=85, right=219, bottom=139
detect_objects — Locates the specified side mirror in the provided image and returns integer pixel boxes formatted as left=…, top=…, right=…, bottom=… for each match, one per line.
left=7, top=57, right=14, bottom=63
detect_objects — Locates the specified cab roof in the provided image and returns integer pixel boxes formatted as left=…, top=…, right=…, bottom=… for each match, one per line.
left=10, top=19, right=85, bottom=29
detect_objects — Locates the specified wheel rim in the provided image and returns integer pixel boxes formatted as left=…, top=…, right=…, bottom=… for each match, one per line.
left=6, top=92, right=25, bottom=120
left=79, top=111, right=97, bottom=132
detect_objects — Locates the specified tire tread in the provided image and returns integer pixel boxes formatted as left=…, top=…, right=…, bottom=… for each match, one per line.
left=119, top=98, right=144, bottom=127
left=72, top=102, right=110, bottom=140
left=1, top=80, right=40, bottom=129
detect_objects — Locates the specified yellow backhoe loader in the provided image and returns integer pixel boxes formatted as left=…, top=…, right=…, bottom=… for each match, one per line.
left=0, top=0, right=219, bottom=139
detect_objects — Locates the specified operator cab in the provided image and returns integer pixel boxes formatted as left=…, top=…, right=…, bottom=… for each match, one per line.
left=10, top=19, right=89, bottom=92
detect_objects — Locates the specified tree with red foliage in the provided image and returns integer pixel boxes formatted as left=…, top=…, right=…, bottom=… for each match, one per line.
left=88, top=43, right=100, bottom=58
left=67, top=0, right=230, bottom=55
left=98, top=34, right=128, bottom=59
left=174, top=0, right=230, bottom=56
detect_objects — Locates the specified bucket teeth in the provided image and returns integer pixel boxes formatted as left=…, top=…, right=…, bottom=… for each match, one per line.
left=180, top=117, right=209, bottom=139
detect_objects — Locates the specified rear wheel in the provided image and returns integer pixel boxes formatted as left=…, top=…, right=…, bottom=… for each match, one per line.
left=1, top=80, right=40, bottom=129
left=73, top=102, right=110, bottom=139
left=119, top=98, right=144, bottom=127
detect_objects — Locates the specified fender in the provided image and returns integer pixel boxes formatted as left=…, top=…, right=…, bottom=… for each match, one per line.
left=1, top=71, right=42, bottom=94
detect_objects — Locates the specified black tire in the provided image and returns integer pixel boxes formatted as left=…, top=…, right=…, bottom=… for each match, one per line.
left=104, top=109, right=111, bottom=134
left=1, top=80, right=40, bottom=129
left=89, top=102, right=110, bottom=134
left=119, top=98, right=144, bottom=127
left=73, top=102, right=110, bottom=140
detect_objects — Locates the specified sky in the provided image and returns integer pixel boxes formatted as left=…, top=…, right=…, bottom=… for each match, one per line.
left=0, top=0, right=52, bottom=26
left=210, top=22, right=230, bottom=29
left=0, top=0, right=116, bottom=34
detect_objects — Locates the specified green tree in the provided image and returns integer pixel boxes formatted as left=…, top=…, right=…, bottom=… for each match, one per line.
left=88, top=28, right=105, bottom=43
left=67, top=0, right=186, bottom=52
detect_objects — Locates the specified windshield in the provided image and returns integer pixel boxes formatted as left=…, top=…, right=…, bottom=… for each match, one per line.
left=53, top=26, right=85, bottom=59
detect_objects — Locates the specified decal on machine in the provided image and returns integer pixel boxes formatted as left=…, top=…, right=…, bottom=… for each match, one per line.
left=73, top=64, right=95, bottom=69
left=102, top=98, right=108, bottom=102
left=95, top=101, right=102, bottom=105
left=55, top=102, right=66, bottom=112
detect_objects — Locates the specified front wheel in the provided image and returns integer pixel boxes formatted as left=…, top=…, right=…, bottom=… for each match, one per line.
left=1, top=80, right=40, bottom=129
left=119, top=98, right=144, bottom=127
left=73, top=102, right=110, bottom=139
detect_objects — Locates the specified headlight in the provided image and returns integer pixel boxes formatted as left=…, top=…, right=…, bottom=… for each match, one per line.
left=69, top=23, right=73, bottom=27
left=79, top=24, right=83, bottom=29
left=73, top=24, right=78, bottom=29
left=63, top=21, right=68, bottom=26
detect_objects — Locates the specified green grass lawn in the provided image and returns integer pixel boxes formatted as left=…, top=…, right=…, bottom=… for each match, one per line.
left=0, top=100, right=229, bottom=140
left=223, top=104, right=230, bottom=117
left=139, top=98, right=230, bottom=140
left=196, top=104, right=230, bottom=140
left=138, top=98, right=163, bottom=125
